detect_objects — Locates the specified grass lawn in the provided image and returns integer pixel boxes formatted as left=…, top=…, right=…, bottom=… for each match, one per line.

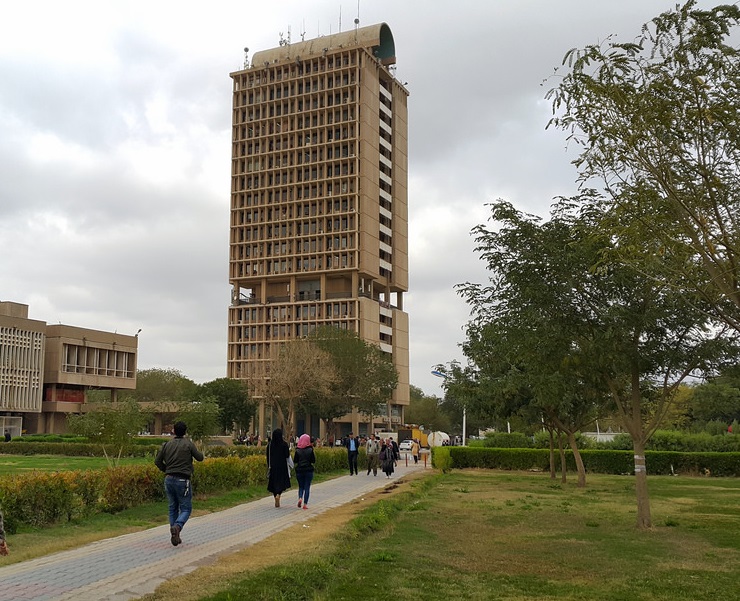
left=3, top=459, right=739, bottom=600
left=0, top=454, right=151, bottom=474
left=145, top=470, right=740, bottom=601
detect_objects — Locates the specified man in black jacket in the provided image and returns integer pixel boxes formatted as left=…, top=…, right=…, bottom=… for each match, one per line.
left=344, top=432, right=360, bottom=475
left=155, top=421, right=204, bottom=546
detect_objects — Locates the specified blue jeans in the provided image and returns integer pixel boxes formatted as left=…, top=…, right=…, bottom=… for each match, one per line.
left=165, top=475, right=192, bottom=529
left=296, top=471, right=314, bottom=504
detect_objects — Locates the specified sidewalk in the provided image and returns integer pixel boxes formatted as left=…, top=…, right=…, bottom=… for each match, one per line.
left=0, top=459, right=429, bottom=601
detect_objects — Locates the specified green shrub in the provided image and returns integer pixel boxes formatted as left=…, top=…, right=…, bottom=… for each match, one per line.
left=0, top=445, right=362, bottom=532
left=704, top=420, right=732, bottom=436
left=441, top=446, right=740, bottom=476
left=14, top=434, right=89, bottom=444
left=0, top=472, right=76, bottom=531
left=99, top=465, right=164, bottom=512
left=431, top=447, right=452, bottom=472
left=532, top=431, right=597, bottom=450
left=597, top=433, right=634, bottom=450
left=483, top=432, right=533, bottom=448
left=0, top=441, right=162, bottom=457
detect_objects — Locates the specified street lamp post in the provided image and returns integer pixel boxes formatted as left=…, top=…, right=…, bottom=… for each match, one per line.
left=431, top=369, right=466, bottom=446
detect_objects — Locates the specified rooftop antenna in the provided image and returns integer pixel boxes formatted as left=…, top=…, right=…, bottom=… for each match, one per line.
left=339, top=5, right=342, bottom=32
left=354, top=0, right=360, bottom=40
left=301, top=20, right=306, bottom=42
left=243, top=47, right=250, bottom=69
left=279, top=27, right=291, bottom=47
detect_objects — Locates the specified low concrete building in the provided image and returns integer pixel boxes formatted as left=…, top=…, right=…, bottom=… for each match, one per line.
left=0, top=301, right=137, bottom=435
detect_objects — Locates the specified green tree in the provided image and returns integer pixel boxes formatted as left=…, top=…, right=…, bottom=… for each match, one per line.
left=457, top=202, right=614, bottom=487
left=689, top=366, right=740, bottom=425
left=309, top=326, right=398, bottom=435
left=124, top=368, right=197, bottom=404
left=433, top=361, right=506, bottom=438
left=175, top=395, right=221, bottom=447
left=457, top=200, right=738, bottom=526
left=360, top=343, right=399, bottom=422
left=67, top=398, right=151, bottom=466
left=198, top=377, right=256, bottom=434
left=547, top=0, right=740, bottom=332
left=405, top=385, right=452, bottom=433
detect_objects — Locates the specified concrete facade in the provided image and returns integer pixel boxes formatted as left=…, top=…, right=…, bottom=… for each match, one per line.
left=0, top=302, right=137, bottom=435
left=227, top=23, right=409, bottom=438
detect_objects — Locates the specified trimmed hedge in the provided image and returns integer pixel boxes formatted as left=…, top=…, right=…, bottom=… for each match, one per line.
left=0, top=441, right=162, bottom=457
left=431, top=446, right=740, bottom=477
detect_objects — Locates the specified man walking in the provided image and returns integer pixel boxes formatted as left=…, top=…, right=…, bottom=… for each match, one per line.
left=155, top=421, right=204, bottom=546
left=344, top=432, right=360, bottom=475
left=365, top=434, right=380, bottom=476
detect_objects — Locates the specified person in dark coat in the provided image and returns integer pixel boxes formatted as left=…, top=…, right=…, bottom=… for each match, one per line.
left=267, top=428, right=291, bottom=507
left=293, top=434, right=316, bottom=509
left=380, top=439, right=395, bottom=479
left=391, top=438, right=400, bottom=466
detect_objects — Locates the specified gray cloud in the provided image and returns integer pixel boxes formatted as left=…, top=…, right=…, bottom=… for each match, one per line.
left=0, top=0, right=708, bottom=398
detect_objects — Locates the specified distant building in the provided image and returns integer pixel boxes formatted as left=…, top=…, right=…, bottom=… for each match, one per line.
left=227, top=22, right=410, bottom=439
left=0, top=301, right=137, bottom=435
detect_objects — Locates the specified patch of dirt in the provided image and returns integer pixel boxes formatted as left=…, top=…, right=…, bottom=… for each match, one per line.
left=140, top=473, right=425, bottom=601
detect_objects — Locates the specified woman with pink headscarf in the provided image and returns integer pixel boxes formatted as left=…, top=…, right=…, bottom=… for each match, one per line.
left=293, top=434, right=316, bottom=509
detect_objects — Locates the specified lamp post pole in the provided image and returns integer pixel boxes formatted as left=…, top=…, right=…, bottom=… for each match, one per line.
left=431, top=369, right=466, bottom=446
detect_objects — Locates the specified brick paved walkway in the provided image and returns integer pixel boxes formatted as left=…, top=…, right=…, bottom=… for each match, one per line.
left=0, top=459, right=428, bottom=601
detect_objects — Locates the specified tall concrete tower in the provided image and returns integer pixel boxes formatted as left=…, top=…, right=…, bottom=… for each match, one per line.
left=227, top=23, right=409, bottom=438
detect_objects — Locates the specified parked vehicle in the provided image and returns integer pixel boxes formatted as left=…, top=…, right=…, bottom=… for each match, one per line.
left=398, top=428, right=428, bottom=447
left=398, top=439, right=414, bottom=452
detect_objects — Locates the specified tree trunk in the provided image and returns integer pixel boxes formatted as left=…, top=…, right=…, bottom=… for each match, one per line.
left=271, top=399, right=287, bottom=438
left=557, top=432, right=567, bottom=484
left=548, top=428, right=556, bottom=479
left=285, top=400, right=295, bottom=443
left=632, top=437, right=652, bottom=529
left=567, top=431, right=586, bottom=487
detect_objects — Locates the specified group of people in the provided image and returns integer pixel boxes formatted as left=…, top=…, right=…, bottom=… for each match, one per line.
left=266, top=428, right=316, bottom=509
left=0, top=422, right=416, bottom=553
left=346, top=433, right=403, bottom=478
left=154, top=423, right=317, bottom=547
left=1, top=423, right=421, bottom=554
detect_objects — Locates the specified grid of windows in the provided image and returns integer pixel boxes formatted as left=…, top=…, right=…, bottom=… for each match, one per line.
left=0, top=326, right=44, bottom=411
left=227, top=26, right=409, bottom=418
left=62, top=344, right=135, bottom=379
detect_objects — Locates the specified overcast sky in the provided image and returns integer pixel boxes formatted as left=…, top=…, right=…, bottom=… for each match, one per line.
left=0, top=1, right=714, bottom=397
